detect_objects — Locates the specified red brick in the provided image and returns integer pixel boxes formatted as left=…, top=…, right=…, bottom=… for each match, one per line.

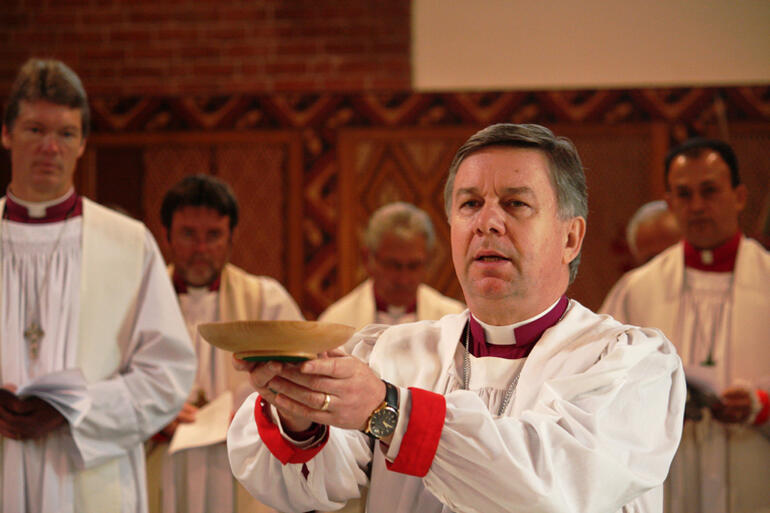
left=265, top=61, right=308, bottom=75
left=157, top=27, right=199, bottom=41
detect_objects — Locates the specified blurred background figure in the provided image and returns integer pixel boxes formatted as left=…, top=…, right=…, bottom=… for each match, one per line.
left=319, top=201, right=464, bottom=337
left=0, top=58, right=195, bottom=513
left=147, top=174, right=302, bottom=513
left=601, top=138, right=769, bottom=513
left=626, top=200, right=682, bottom=266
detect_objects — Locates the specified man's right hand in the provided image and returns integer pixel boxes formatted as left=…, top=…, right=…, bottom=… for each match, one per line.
left=159, top=402, right=199, bottom=437
left=232, top=355, right=314, bottom=432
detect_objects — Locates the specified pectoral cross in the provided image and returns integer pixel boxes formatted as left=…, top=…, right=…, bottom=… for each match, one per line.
left=24, top=322, right=44, bottom=359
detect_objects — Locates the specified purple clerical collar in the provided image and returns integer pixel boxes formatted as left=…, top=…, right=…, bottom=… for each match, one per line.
left=683, top=232, right=741, bottom=273
left=4, top=189, right=82, bottom=223
left=467, top=295, right=569, bottom=360
left=172, top=268, right=221, bottom=294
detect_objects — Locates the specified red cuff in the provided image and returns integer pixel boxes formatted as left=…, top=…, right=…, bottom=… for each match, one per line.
left=253, top=396, right=329, bottom=464
left=754, top=389, right=769, bottom=426
left=386, top=387, right=445, bottom=477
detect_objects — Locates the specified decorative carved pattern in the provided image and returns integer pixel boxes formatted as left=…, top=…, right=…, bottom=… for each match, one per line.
left=87, top=87, right=770, bottom=316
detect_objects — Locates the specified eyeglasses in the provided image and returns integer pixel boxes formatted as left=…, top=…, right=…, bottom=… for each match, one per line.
left=374, top=256, right=426, bottom=273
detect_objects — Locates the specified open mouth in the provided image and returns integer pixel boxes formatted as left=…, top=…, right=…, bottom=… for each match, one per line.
left=474, top=253, right=510, bottom=262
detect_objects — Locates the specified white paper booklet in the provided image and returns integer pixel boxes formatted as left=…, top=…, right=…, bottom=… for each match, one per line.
left=169, top=390, right=233, bottom=454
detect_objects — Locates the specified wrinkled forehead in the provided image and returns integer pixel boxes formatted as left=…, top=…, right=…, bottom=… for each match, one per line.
left=454, top=147, right=556, bottom=197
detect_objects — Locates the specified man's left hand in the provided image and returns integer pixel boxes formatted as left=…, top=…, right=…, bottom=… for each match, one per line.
left=267, top=349, right=387, bottom=432
left=711, top=386, right=753, bottom=424
left=0, top=389, right=66, bottom=439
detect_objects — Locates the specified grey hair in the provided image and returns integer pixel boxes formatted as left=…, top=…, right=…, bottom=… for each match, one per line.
left=625, top=200, right=671, bottom=259
left=443, top=123, right=588, bottom=284
left=364, top=202, right=436, bottom=253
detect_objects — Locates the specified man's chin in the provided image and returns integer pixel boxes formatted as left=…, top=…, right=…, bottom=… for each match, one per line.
left=183, top=269, right=216, bottom=287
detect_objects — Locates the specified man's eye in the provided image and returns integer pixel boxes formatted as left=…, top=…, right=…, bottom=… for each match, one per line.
left=460, top=199, right=480, bottom=209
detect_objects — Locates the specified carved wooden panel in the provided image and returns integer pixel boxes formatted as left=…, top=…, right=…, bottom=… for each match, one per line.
left=86, top=132, right=304, bottom=308
left=68, top=86, right=770, bottom=317
left=337, top=128, right=477, bottom=303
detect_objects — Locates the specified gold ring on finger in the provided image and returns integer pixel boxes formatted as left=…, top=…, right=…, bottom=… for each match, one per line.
left=320, top=392, right=331, bottom=412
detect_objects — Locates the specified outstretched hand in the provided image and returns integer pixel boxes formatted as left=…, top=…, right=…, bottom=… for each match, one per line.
left=233, top=350, right=386, bottom=433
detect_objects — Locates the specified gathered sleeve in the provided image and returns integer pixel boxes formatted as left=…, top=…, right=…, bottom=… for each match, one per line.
left=227, top=325, right=389, bottom=512
left=228, top=392, right=373, bottom=512
left=400, top=327, right=685, bottom=513
left=68, top=230, right=196, bottom=468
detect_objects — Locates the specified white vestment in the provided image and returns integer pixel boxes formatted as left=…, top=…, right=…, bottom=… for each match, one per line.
left=318, top=278, right=464, bottom=331
left=153, top=263, right=303, bottom=513
left=0, top=198, right=195, bottom=513
left=228, top=301, right=685, bottom=513
left=600, top=238, right=770, bottom=513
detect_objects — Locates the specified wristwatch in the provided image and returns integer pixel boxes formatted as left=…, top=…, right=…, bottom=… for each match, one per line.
left=363, top=380, right=399, bottom=439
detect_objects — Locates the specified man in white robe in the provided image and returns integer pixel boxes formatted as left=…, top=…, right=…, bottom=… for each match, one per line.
left=319, top=202, right=463, bottom=342
left=625, top=200, right=681, bottom=266
left=0, top=59, right=195, bottom=513
left=147, top=175, right=304, bottom=513
left=601, top=138, right=770, bottom=513
left=227, top=123, right=686, bottom=513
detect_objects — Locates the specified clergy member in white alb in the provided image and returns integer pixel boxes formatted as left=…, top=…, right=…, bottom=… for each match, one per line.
left=601, top=138, right=770, bottom=513
left=227, top=123, right=686, bottom=513
left=0, top=59, right=195, bottom=513
left=318, top=202, right=464, bottom=344
left=624, top=200, right=681, bottom=266
left=147, top=174, right=304, bottom=513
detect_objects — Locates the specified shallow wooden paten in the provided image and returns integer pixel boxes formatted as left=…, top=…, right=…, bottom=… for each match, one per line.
left=198, top=320, right=355, bottom=362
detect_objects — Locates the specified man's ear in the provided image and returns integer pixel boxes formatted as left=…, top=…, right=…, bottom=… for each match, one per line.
left=1, top=124, right=11, bottom=150
left=734, top=183, right=748, bottom=213
left=563, top=216, right=586, bottom=266
left=76, top=137, right=87, bottom=158
left=362, top=246, right=375, bottom=275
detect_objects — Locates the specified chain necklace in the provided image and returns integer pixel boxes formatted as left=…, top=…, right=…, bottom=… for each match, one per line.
left=462, top=323, right=521, bottom=416
left=1, top=201, right=76, bottom=359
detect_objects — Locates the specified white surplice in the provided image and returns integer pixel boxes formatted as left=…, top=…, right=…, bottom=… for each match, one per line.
left=157, top=264, right=303, bottom=513
left=228, top=301, right=686, bottom=513
left=0, top=198, right=195, bottom=513
left=600, top=238, right=770, bottom=513
left=318, top=278, right=465, bottom=352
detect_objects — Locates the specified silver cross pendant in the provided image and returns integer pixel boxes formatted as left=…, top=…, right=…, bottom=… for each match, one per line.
left=24, top=322, right=44, bottom=359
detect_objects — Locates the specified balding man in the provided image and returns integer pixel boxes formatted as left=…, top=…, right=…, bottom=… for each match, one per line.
left=319, top=202, right=464, bottom=338
left=625, top=200, right=681, bottom=266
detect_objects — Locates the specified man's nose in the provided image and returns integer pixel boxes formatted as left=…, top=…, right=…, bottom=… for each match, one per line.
left=476, top=204, right=505, bottom=234
left=689, top=192, right=706, bottom=212
left=40, top=133, right=61, bottom=153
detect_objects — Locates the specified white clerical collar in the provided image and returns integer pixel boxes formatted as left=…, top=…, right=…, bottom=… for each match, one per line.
left=7, top=187, right=76, bottom=218
left=474, top=297, right=563, bottom=346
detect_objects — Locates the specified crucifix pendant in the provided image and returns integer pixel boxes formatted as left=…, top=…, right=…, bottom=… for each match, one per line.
left=24, top=322, right=44, bottom=359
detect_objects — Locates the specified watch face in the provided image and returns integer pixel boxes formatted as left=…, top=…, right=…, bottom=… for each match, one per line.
left=370, top=408, right=398, bottom=438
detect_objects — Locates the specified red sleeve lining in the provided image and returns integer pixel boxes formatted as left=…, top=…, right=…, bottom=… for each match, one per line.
left=253, top=396, right=329, bottom=464
left=753, top=389, right=769, bottom=426
left=386, top=387, right=445, bottom=477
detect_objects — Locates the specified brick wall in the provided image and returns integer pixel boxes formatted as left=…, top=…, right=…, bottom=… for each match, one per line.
left=0, top=0, right=411, bottom=96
